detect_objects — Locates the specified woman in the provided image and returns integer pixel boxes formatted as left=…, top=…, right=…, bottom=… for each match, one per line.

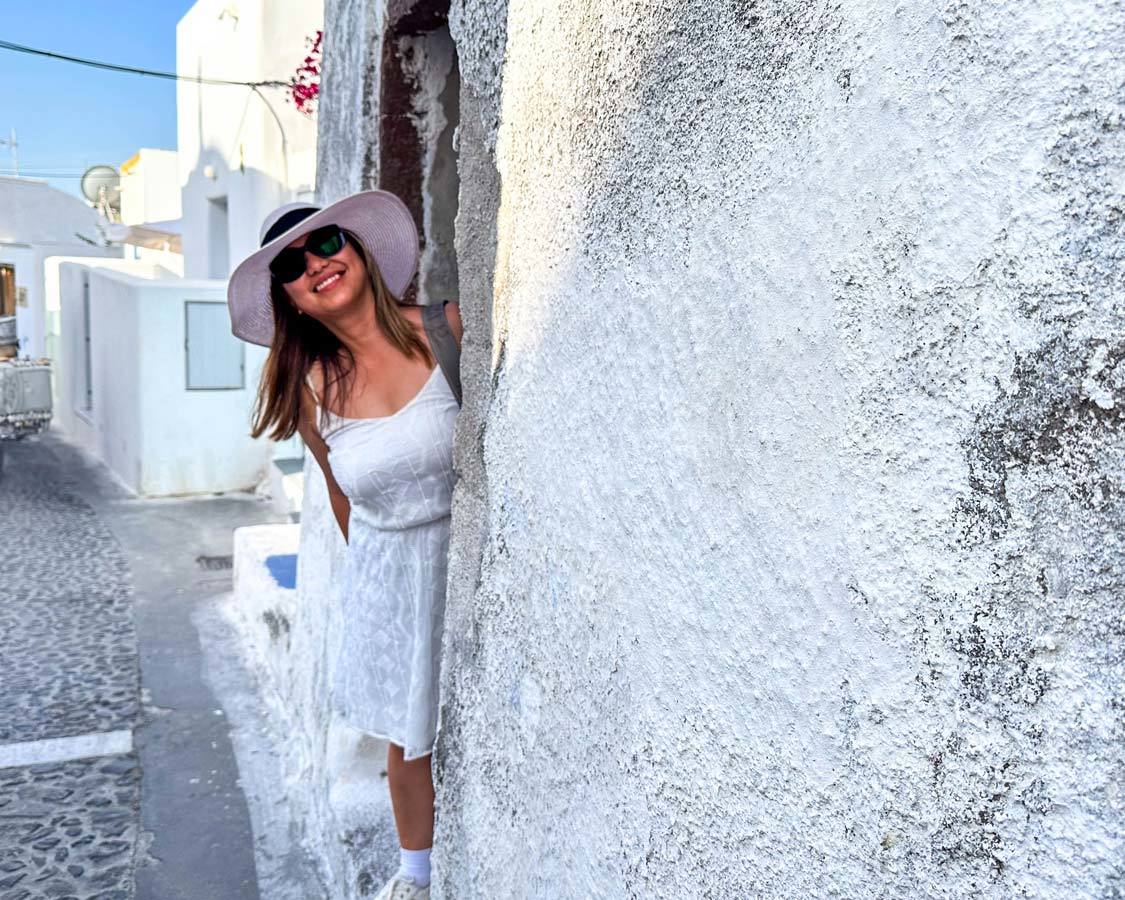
left=227, top=190, right=462, bottom=900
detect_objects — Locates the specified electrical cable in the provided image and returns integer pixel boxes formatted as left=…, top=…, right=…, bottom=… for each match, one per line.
left=0, top=38, right=290, bottom=88
left=0, top=165, right=103, bottom=172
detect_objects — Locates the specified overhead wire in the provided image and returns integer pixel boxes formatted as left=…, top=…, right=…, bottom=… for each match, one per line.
left=0, top=37, right=299, bottom=182
left=0, top=172, right=91, bottom=178
left=0, top=38, right=291, bottom=88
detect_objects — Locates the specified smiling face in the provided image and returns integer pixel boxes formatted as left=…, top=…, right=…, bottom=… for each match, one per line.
left=278, top=230, right=371, bottom=322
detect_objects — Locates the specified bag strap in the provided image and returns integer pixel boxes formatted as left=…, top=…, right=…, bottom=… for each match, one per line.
left=422, top=300, right=462, bottom=407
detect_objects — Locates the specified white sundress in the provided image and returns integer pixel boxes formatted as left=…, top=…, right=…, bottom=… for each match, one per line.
left=308, top=362, right=458, bottom=760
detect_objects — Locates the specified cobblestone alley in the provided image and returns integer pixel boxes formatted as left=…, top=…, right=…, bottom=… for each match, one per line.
left=0, top=430, right=308, bottom=899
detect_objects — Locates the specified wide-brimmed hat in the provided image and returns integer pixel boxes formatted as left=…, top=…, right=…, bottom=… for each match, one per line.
left=227, top=189, right=419, bottom=347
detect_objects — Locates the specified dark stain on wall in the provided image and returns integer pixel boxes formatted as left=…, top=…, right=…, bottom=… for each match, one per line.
left=956, top=338, right=1124, bottom=544
left=933, top=95, right=1125, bottom=886
left=261, top=608, right=291, bottom=644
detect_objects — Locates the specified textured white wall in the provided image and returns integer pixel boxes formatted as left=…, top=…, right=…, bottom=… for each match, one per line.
left=315, top=0, right=383, bottom=201
left=433, top=1, right=1125, bottom=898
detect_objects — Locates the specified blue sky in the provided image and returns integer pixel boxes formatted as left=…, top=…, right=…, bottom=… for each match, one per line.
left=0, top=2, right=196, bottom=197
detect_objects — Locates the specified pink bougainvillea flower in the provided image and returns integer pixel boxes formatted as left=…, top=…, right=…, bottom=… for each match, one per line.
left=289, top=30, right=322, bottom=116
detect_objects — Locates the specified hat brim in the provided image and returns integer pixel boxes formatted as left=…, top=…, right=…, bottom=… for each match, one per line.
left=227, top=190, right=420, bottom=347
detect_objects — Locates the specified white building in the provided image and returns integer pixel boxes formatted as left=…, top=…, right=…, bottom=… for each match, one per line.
left=176, top=0, right=322, bottom=467
left=53, top=259, right=266, bottom=496
left=119, top=148, right=181, bottom=228
left=113, top=148, right=184, bottom=265
left=0, top=176, right=118, bottom=360
left=48, top=0, right=322, bottom=497
left=176, top=0, right=320, bottom=282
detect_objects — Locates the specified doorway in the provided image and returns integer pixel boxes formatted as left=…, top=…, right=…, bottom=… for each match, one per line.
left=0, top=264, right=15, bottom=317
left=380, top=1, right=460, bottom=304
left=208, top=197, right=230, bottom=280
left=1, top=263, right=16, bottom=358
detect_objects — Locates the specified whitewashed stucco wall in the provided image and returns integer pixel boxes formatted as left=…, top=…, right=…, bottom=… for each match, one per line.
left=119, top=148, right=182, bottom=227
left=431, top=2, right=1125, bottom=899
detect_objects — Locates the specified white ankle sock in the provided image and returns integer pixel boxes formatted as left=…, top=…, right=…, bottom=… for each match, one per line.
left=398, top=847, right=431, bottom=887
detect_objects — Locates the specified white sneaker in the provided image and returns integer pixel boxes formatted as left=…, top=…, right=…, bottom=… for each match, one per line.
left=374, top=873, right=430, bottom=900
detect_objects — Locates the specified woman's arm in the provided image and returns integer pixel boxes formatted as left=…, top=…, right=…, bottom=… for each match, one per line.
left=298, top=379, right=351, bottom=543
left=443, top=299, right=463, bottom=347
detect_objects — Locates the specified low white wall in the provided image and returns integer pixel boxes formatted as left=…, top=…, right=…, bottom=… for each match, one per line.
left=56, top=263, right=139, bottom=476
left=56, top=261, right=273, bottom=495
left=92, top=269, right=144, bottom=489
left=232, top=524, right=305, bottom=706
left=135, top=275, right=271, bottom=495
left=46, top=257, right=167, bottom=415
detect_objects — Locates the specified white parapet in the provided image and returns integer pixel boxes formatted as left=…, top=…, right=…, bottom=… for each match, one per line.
left=232, top=523, right=301, bottom=695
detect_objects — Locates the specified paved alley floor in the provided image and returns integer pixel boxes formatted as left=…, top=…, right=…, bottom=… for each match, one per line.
left=0, top=428, right=298, bottom=899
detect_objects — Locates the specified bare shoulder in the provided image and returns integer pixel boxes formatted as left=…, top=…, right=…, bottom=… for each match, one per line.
left=442, top=299, right=463, bottom=345
left=398, top=303, right=425, bottom=327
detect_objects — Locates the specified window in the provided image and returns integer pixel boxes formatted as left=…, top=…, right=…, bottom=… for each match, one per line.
left=185, top=300, right=244, bottom=390
left=0, top=264, right=16, bottom=358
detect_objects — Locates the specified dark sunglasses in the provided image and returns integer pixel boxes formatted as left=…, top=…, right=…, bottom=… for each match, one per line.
left=268, top=224, right=349, bottom=283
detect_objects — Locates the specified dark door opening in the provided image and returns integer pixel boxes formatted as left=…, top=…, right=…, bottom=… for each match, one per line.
left=380, top=1, right=461, bottom=304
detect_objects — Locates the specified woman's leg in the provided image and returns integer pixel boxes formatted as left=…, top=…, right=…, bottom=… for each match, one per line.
left=386, top=742, right=435, bottom=850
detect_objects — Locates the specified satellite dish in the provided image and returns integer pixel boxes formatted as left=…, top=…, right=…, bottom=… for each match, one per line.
left=80, top=165, right=122, bottom=220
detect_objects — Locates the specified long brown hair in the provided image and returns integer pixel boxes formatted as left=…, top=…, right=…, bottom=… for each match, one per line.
left=249, top=228, right=432, bottom=441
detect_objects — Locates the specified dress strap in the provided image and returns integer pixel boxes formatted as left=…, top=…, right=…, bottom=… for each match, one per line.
left=303, top=370, right=321, bottom=407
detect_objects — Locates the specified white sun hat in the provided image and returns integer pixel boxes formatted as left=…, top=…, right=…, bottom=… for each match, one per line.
left=226, top=189, right=420, bottom=347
